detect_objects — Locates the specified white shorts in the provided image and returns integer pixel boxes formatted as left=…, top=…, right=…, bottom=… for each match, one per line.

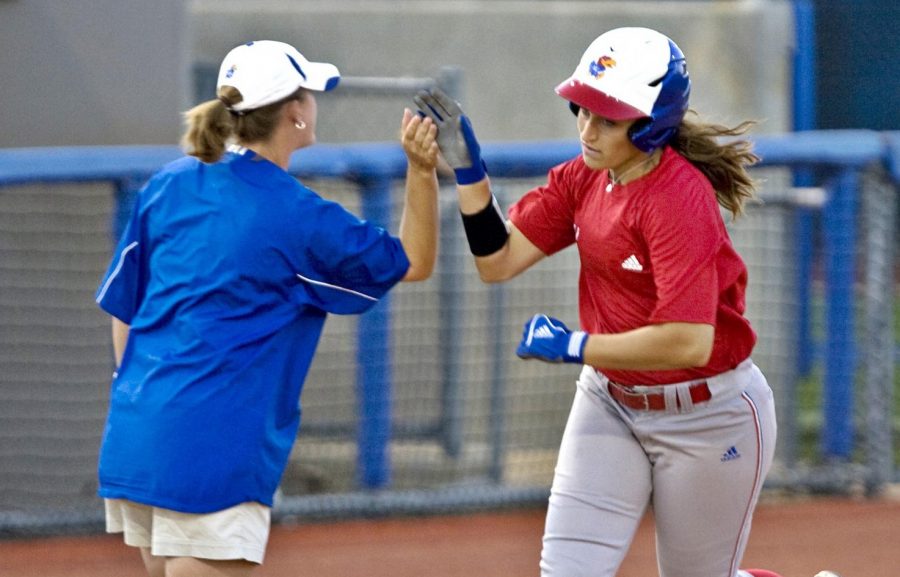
left=105, top=498, right=271, bottom=564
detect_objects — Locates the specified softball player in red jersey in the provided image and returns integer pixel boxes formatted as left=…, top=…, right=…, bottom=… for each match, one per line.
left=415, top=27, right=795, bottom=577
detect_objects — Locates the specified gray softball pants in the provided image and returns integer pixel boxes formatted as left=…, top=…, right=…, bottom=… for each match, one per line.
left=540, top=359, right=777, bottom=577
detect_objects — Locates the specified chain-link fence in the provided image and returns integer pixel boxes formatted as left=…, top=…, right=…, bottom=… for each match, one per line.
left=1, top=132, right=896, bottom=537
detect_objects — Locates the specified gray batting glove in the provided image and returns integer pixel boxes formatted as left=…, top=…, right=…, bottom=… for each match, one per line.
left=413, top=88, right=487, bottom=185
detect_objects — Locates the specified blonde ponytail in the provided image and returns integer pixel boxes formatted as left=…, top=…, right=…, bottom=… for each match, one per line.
left=181, top=97, right=234, bottom=163
left=181, top=85, right=307, bottom=163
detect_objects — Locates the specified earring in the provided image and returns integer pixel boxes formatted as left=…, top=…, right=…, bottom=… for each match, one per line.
left=294, top=119, right=306, bottom=130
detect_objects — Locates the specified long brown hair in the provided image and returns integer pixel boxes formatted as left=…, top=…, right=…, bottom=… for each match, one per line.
left=181, top=86, right=306, bottom=163
left=668, top=111, right=759, bottom=218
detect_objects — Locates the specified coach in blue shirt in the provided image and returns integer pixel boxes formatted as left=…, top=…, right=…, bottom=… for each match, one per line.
left=94, top=40, right=440, bottom=576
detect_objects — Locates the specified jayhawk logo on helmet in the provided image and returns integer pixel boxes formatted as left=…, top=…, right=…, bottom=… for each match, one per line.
left=588, top=56, right=616, bottom=78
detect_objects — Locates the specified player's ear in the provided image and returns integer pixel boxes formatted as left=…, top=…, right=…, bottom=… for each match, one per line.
left=285, top=97, right=302, bottom=114
left=282, top=98, right=305, bottom=125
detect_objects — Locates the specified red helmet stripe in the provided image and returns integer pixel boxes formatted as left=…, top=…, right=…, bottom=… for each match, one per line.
left=555, top=79, right=648, bottom=120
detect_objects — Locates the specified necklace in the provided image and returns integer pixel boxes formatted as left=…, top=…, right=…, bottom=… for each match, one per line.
left=605, top=152, right=658, bottom=193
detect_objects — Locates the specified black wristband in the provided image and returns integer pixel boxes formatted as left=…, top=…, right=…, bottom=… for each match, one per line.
left=460, top=195, right=509, bottom=257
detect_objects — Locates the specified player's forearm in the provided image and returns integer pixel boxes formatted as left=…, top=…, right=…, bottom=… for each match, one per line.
left=582, top=322, right=714, bottom=370
left=399, top=165, right=439, bottom=282
left=472, top=228, right=545, bottom=283
left=111, top=317, right=130, bottom=367
left=457, top=177, right=494, bottom=215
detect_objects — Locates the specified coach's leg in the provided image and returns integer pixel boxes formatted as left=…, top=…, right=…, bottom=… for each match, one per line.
left=105, top=500, right=162, bottom=577
left=140, top=547, right=166, bottom=577
left=540, top=368, right=652, bottom=577
left=166, top=557, right=256, bottom=577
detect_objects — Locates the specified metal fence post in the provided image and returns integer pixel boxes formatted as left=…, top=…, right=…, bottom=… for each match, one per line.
left=822, top=168, right=858, bottom=459
left=438, top=205, right=465, bottom=458
left=356, top=175, right=394, bottom=489
left=488, top=282, right=506, bottom=483
left=792, top=0, right=817, bottom=378
left=437, top=65, right=466, bottom=458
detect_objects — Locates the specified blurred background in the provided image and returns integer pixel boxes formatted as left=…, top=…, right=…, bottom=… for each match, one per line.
left=1, top=0, right=898, bottom=539
left=1, top=0, right=897, bottom=149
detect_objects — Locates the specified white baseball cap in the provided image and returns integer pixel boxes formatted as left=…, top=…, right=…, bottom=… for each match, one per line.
left=216, top=40, right=341, bottom=112
left=555, top=27, right=676, bottom=120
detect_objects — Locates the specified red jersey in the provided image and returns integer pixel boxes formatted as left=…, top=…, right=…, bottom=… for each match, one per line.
left=508, top=147, right=756, bottom=385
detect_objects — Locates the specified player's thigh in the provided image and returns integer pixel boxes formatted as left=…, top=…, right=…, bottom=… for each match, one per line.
left=541, top=370, right=652, bottom=577
left=651, top=373, right=776, bottom=577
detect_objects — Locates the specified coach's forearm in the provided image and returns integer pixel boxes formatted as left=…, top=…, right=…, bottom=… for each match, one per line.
left=399, top=165, right=439, bottom=282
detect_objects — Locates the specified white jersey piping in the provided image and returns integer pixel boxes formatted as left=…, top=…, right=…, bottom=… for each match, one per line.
left=96, top=241, right=140, bottom=304
left=295, top=272, right=378, bottom=302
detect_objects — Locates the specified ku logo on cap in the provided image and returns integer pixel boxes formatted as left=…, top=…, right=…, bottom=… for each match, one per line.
left=589, top=56, right=616, bottom=78
left=225, top=64, right=237, bottom=79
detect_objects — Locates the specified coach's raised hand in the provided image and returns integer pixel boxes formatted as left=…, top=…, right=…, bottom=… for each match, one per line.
left=516, top=314, right=587, bottom=364
left=413, top=87, right=487, bottom=185
left=400, top=108, right=439, bottom=172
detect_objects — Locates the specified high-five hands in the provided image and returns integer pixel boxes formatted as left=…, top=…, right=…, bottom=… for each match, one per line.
left=400, top=108, right=439, bottom=172
left=516, top=314, right=587, bottom=364
left=413, top=88, right=487, bottom=185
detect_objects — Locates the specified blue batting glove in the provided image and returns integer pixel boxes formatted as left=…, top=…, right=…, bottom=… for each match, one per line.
left=516, top=314, right=587, bottom=364
left=453, top=115, right=487, bottom=185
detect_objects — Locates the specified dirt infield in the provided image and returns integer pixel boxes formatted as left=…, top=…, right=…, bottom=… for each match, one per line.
left=1, top=495, right=898, bottom=577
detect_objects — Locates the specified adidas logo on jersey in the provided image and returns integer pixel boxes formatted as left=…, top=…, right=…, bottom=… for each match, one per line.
left=721, top=446, right=741, bottom=462
left=533, top=325, right=554, bottom=339
left=621, top=254, right=643, bottom=272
